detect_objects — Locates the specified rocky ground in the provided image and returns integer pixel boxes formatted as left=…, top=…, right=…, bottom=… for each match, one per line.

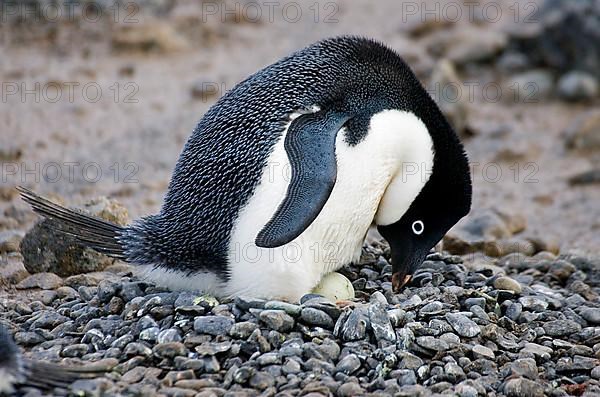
left=2, top=0, right=600, bottom=396
left=2, top=240, right=600, bottom=396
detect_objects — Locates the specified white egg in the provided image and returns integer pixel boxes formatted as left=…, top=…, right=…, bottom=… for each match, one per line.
left=311, top=272, right=355, bottom=301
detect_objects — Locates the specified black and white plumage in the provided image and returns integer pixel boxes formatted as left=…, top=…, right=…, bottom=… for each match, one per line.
left=0, top=323, right=106, bottom=395
left=19, top=36, right=471, bottom=301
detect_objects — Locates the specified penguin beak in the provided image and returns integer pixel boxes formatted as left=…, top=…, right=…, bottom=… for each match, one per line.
left=388, top=246, right=429, bottom=293
left=377, top=224, right=429, bottom=294
left=392, top=271, right=412, bottom=292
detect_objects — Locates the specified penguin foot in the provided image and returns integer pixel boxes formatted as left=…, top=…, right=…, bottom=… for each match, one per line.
left=335, top=299, right=356, bottom=309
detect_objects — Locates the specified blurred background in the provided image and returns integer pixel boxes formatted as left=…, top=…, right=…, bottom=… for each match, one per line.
left=0, top=0, right=598, bottom=264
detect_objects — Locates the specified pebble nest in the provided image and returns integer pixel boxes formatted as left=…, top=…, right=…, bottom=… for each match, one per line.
left=2, top=242, right=600, bottom=397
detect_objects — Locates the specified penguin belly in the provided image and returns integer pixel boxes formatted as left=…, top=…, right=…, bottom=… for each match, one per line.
left=225, top=110, right=429, bottom=301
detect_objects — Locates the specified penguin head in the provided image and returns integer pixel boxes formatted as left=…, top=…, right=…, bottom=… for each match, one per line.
left=376, top=106, right=472, bottom=292
left=252, top=37, right=472, bottom=291
left=377, top=168, right=471, bottom=292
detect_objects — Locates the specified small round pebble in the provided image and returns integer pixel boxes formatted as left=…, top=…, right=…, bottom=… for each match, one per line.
left=493, top=276, right=522, bottom=294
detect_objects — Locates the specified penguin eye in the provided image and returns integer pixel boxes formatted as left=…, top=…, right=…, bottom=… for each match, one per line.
left=411, top=220, right=424, bottom=235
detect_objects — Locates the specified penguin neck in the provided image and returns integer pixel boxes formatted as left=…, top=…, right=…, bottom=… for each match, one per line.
left=373, top=109, right=435, bottom=226
left=421, top=106, right=471, bottom=208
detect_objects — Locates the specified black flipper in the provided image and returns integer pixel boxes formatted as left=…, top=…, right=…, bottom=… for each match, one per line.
left=255, top=109, right=351, bottom=248
left=17, top=186, right=126, bottom=259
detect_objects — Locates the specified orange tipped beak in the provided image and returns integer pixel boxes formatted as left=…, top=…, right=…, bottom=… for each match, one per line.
left=392, top=272, right=412, bottom=293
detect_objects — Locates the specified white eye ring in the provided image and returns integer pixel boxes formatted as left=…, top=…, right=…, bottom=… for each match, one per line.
left=412, top=220, right=424, bottom=235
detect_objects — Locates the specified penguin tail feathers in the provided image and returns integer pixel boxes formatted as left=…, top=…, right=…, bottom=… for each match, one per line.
left=17, top=186, right=127, bottom=260
left=20, top=359, right=111, bottom=390
left=1, top=322, right=112, bottom=393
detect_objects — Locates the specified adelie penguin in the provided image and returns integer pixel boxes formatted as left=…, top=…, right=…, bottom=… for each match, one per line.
left=19, top=36, right=472, bottom=302
left=0, top=323, right=107, bottom=395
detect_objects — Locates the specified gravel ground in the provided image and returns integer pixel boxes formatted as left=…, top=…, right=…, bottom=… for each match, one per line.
left=1, top=1, right=600, bottom=396
left=2, top=242, right=600, bottom=396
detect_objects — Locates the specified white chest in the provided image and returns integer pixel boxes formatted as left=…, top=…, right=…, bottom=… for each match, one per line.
left=225, top=109, right=433, bottom=300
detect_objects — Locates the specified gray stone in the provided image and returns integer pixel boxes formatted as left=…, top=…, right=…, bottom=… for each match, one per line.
left=445, top=313, right=481, bottom=337
left=193, top=316, right=234, bottom=336
left=300, top=307, right=334, bottom=328
left=20, top=198, right=128, bottom=276
left=398, top=352, right=423, bottom=369
left=470, top=305, right=490, bottom=322
left=419, top=301, right=444, bottom=316
left=416, top=336, right=449, bottom=352
left=397, top=327, right=415, bottom=350
left=136, top=316, right=158, bottom=332
left=493, top=276, right=522, bottom=294
left=97, top=280, right=120, bottom=302
left=387, top=308, right=407, bottom=328
left=124, top=342, right=152, bottom=357
left=139, top=327, right=159, bottom=343
left=157, top=328, right=182, bottom=344
left=429, top=59, right=471, bottom=137
left=581, top=308, right=600, bottom=324
left=394, top=369, right=417, bottom=386
left=456, top=383, right=479, bottom=397
left=439, top=332, right=460, bottom=345
left=235, top=296, right=266, bottom=311
left=558, top=71, right=598, bottom=101
left=302, top=297, right=342, bottom=320
left=341, top=307, right=369, bottom=341
left=370, top=291, right=388, bottom=305
left=464, top=298, right=486, bottom=309
left=444, top=362, right=465, bottom=382
left=508, top=358, right=539, bottom=380
left=153, top=342, right=188, bottom=359
left=503, top=377, right=544, bottom=397
left=248, top=372, right=275, bottom=390
left=31, top=311, right=69, bottom=329
left=264, top=301, right=302, bottom=316
left=543, top=320, right=582, bottom=337
left=442, top=26, right=508, bottom=65
left=16, top=273, right=63, bottom=290
left=71, top=379, right=114, bottom=396
left=519, top=296, right=548, bottom=312
left=120, top=282, right=144, bottom=301
left=337, top=382, right=365, bottom=397
left=522, top=343, right=553, bottom=361
left=14, top=331, right=45, bottom=346
left=173, top=291, right=200, bottom=308
left=229, top=321, right=259, bottom=339
left=335, top=354, right=361, bottom=375
left=443, top=208, right=525, bottom=255
left=258, top=310, right=294, bottom=332
left=368, top=302, right=396, bottom=342
left=472, top=344, right=495, bottom=360
left=194, top=341, right=232, bottom=357
left=111, top=334, right=134, bottom=349
left=556, top=355, right=597, bottom=372
left=257, top=352, right=281, bottom=366
left=62, top=343, right=90, bottom=358
left=282, top=358, right=301, bottom=375
left=506, top=302, right=522, bottom=321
